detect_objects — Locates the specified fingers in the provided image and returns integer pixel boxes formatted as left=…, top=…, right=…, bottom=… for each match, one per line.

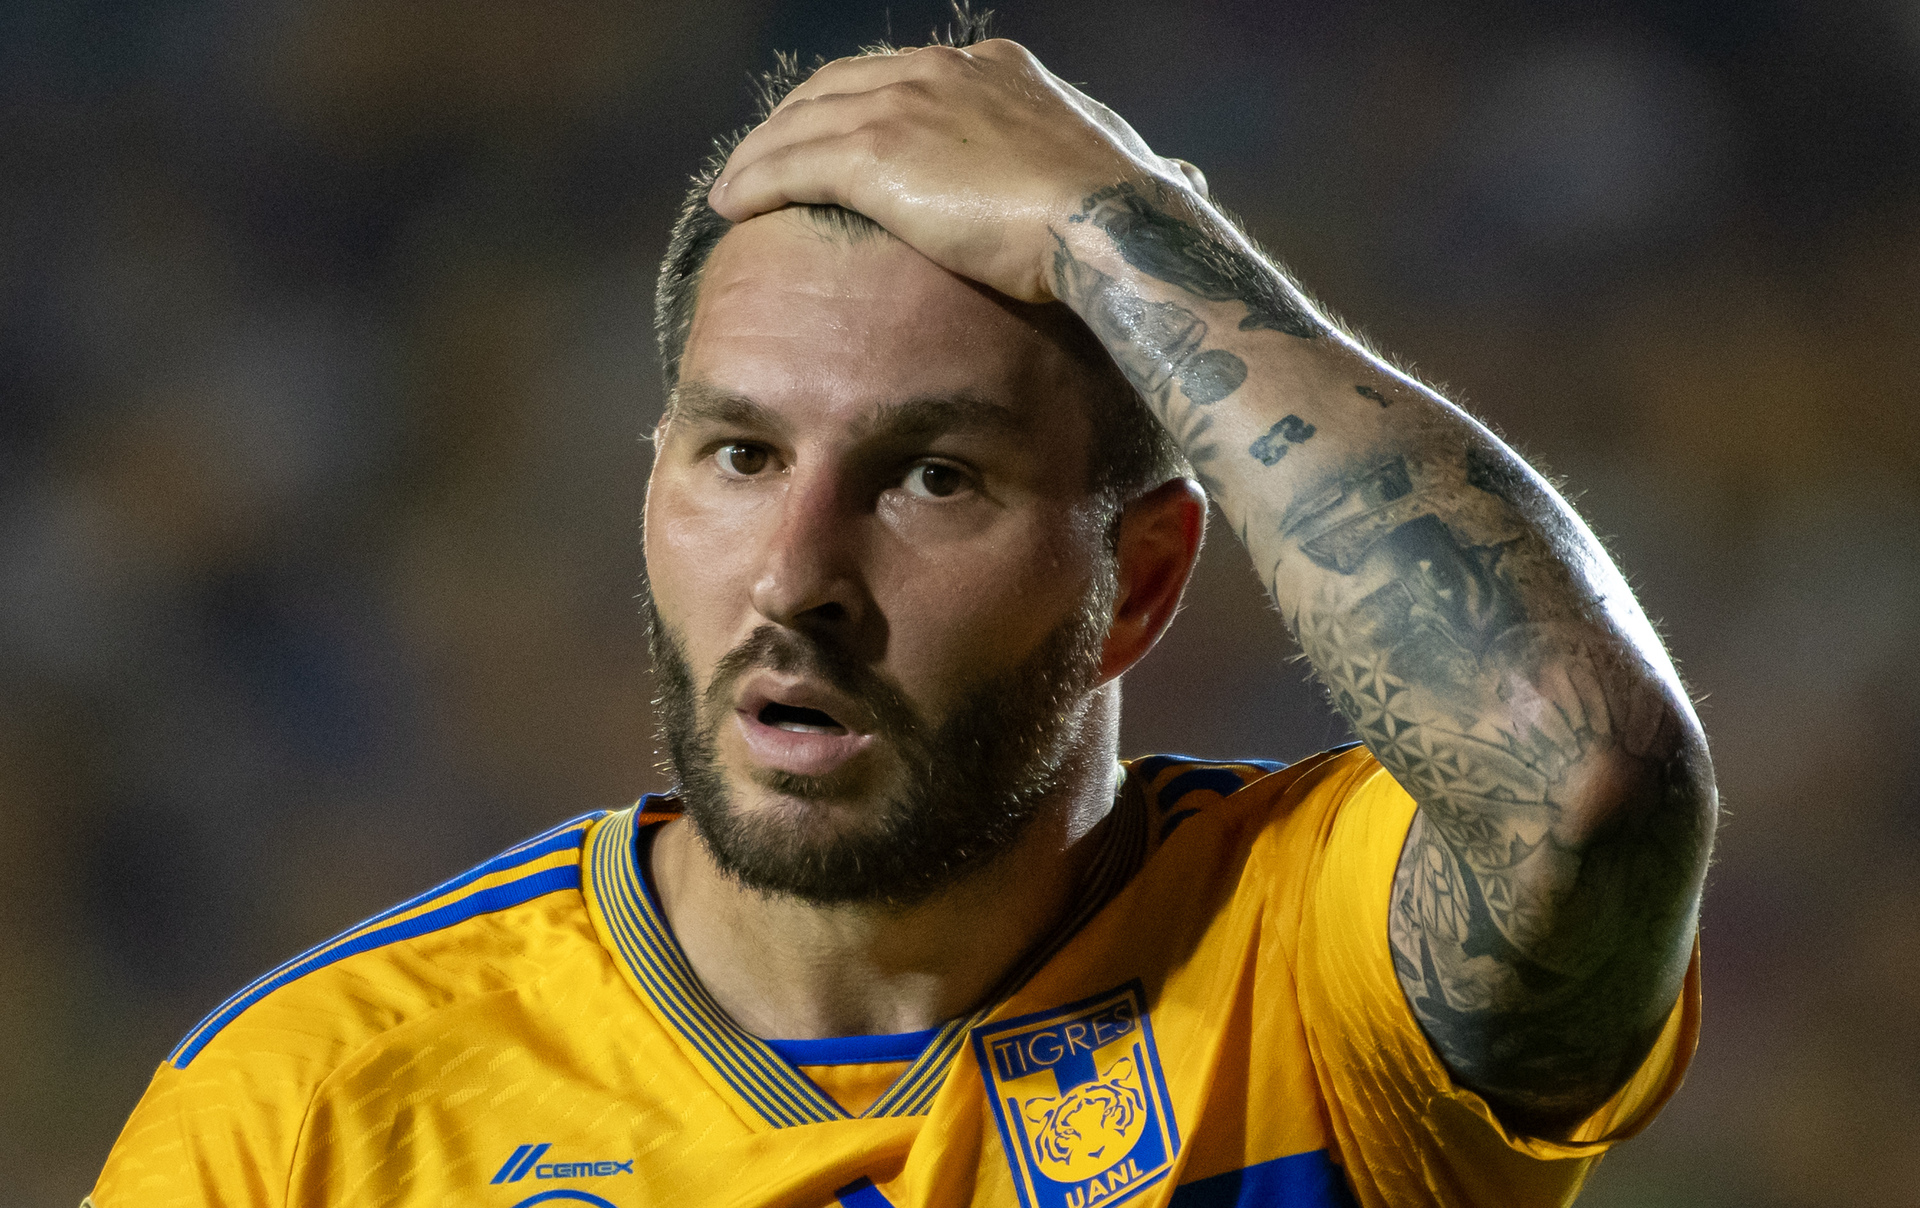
left=712, top=133, right=851, bottom=222
left=717, top=47, right=983, bottom=220
left=698, top=33, right=1168, bottom=299
left=728, top=84, right=913, bottom=179
left=756, top=39, right=1045, bottom=133
left=765, top=41, right=989, bottom=118
left=713, top=83, right=935, bottom=221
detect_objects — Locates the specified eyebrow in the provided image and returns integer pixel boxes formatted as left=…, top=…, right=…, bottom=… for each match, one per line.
left=668, top=381, right=1034, bottom=443
left=669, top=382, right=772, bottom=430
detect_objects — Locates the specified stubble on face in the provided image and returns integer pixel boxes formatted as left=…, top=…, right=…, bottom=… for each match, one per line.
left=642, top=571, right=1114, bottom=909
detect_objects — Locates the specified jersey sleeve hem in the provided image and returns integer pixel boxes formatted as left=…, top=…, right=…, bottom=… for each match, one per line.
left=1300, top=751, right=1704, bottom=1164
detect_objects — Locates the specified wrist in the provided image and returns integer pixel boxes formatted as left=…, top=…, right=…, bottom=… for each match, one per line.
left=1049, top=177, right=1320, bottom=342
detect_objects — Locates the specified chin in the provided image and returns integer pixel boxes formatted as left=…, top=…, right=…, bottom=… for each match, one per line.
left=682, top=760, right=1031, bottom=909
left=719, top=762, right=905, bottom=839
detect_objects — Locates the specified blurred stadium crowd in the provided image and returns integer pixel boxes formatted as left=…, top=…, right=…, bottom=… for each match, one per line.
left=2, top=1, right=1917, bottom=1204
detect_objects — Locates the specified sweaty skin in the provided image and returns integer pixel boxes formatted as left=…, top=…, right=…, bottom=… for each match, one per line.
left=645, top=211, right=1205, bottom=1041
left=710, top=39, right=1716, bottom=1135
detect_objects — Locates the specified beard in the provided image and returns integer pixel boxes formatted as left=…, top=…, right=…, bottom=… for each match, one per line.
left=642, top=575, right=1113, bottom=909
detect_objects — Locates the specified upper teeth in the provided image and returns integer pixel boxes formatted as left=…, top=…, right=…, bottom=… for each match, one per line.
left=775, top=720, right=836, bottom=734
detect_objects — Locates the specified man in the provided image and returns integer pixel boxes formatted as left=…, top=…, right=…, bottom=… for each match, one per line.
left=89, top=27, right=1713, bottom=1208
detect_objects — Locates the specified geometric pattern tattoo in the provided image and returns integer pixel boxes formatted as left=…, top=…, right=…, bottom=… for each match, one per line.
left=1050, top=179, right=1712, bottom=1134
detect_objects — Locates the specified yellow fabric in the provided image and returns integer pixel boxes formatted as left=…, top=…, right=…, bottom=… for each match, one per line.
left=800, top=1063, right=915, bottom=1117
left=91, top=748, right=1700, bottom=1208
left=1289, top=754, right=1703, bottom=1207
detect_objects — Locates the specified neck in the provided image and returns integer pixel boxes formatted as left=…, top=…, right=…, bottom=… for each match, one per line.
left=650, top=684, right=1122, bottom=1040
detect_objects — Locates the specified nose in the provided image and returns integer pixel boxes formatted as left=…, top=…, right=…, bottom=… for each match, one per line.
left=748, top=463, right=870, bottom=638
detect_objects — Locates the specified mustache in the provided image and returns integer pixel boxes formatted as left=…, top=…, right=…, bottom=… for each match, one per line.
left=703, top=625, right=922, bottom=743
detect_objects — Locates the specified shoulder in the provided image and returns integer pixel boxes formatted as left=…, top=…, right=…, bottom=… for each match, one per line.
left=1121, top=743, right=1411, bottom=950
left=1125, top=742, right=1387, bottom=850
left=155, top=810, right=614, bottom=1106
left=167, top=810, right=611, bottom=1075
left=93, top=811, right=620, bottom=1203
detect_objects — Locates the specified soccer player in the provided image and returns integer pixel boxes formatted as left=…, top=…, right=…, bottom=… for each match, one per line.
left=89, top=28, right=1714, bottom=1208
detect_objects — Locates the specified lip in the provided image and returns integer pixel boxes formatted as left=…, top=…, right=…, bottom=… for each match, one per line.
left=731, top=672, right=876, bottom=778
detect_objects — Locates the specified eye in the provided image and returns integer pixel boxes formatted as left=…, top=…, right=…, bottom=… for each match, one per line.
left=715, top=443, right=771, bottom=477
left=902, top=460, right=969, bottom=499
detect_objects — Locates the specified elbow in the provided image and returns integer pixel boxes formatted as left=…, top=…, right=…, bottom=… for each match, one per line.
left=1559, top=693, right=1718, bottom=878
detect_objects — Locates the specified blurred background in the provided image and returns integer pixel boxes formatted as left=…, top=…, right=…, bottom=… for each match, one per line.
left=2, top=0, right=1916, bottom=1203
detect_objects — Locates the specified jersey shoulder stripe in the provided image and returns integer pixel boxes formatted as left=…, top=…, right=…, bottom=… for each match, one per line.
left=1127, top=744, right=1368, bottom=843
left=1127, top=753, right=1289, bottom=843
left=166, top=811, right=606, bottom=1068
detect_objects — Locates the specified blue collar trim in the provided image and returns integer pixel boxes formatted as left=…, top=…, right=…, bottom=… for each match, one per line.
left=763, top=1027, right=943, bottom=1068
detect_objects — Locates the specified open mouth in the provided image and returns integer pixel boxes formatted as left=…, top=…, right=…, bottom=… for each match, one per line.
left=734, top=677, right=873, bottom=777
left=757, top=702, right=847, bottom=735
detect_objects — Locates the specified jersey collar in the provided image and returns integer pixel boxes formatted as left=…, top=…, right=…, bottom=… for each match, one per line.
left=582, top=775, right=1149, bottom=1128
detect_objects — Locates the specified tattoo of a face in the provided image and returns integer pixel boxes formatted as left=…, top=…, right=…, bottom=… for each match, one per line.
left=1248, top=414, right=1316, bottom=466
left=1287, top=447, right=1700, bottom=1127
left=1071, top=182, right=1319, bottom=338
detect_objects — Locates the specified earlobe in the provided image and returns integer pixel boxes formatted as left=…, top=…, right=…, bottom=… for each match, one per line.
left=1099, top=478, right=1206, bottom=681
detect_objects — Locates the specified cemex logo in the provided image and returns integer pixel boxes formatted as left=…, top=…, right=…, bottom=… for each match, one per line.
left=492, top=1144, right=635, bottom=1184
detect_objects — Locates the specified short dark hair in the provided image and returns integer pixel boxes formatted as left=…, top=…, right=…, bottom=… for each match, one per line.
left=651, top=19, right=1192, bottom=511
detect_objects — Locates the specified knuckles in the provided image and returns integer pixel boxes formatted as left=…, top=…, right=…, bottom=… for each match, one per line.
left=909, top=43, right=972, bottom=72
left=875, top=77, right=939, bottom=110
left=714, top=37, right=1116, bottom=288
left=968, top=38, right=1033, bottom=63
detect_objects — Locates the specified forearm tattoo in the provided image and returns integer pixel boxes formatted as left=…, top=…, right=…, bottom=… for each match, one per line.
left=1050, top=184, right=1321, bottom=494
left=1052, top=180, right=1712, bottom=1130
left=1071, top=183, right=1319, bottom=338
left=1288, top=450, right=1706, bottom=1126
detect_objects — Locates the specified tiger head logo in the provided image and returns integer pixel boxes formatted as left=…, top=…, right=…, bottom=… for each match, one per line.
left=1021, top=1055, right=1149, bottom=1182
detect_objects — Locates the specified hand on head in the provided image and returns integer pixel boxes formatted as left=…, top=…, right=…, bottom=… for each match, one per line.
left=708, top=39, right=1207, bottom=304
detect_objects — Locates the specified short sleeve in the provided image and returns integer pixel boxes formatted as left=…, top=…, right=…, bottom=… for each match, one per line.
left=1288, top=751, right=1703, bottom=1207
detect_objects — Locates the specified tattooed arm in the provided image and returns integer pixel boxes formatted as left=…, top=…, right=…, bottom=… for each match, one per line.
left=708, top=38, right=1716, bottom=1134
left=1049, top=180, right=1714, bottom=1132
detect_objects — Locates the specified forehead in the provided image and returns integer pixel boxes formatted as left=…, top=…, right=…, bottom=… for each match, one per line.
left=677, top=211, right=1099, bottom=446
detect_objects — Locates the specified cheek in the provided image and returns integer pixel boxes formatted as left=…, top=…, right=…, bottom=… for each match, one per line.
left=644, top=476, right=765, bottom=662
left=875, top=509, right=1103, bottom=694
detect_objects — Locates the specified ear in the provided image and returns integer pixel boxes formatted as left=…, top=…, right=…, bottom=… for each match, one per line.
left=1099, top=478, right=1206, bottom=682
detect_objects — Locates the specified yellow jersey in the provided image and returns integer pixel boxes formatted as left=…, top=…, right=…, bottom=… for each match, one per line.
left=90, top=746, right=1700, bottom=1208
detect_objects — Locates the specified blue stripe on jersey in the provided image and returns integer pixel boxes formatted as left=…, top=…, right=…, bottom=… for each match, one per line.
left=1132, top=754, right=1287, bottom=781
left=1169, top=1150, right=1360, bottom=1207
left=168, top=815, right=602, bottom=1068
left=764, top=1027, right=942, bottom=1067
left=169, top=812, right=602, bottom=1066
left=585, top=786, right=1152, bottom=1127
left=505, top=1192, right=620, bottom=1208
left=492, top=1145, right=534, bottom=1183
left=493, top=1142, right=553, bottom=1183
left=1159, top=808, right=1203, bottom=843
left=172, top=864, right=581, bottom=1068
left=350, top=814, right=602, bottom=935
left=590, top=811, right=839, bottom=1127
left=1129, top=753, right=1199, bottom=782
left=835, top=1177, right=899, bottom=1208
left=1159, top=764, right=1277, bottom=804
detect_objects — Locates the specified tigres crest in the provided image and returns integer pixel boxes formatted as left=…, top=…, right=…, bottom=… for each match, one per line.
left=972, top=982, right=1179, bottom=1208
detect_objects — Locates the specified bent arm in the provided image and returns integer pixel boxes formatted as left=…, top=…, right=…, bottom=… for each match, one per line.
left=701, top=37, right=1717, bottom=1135
left=1048, top=179, right=1716, bottom=1134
